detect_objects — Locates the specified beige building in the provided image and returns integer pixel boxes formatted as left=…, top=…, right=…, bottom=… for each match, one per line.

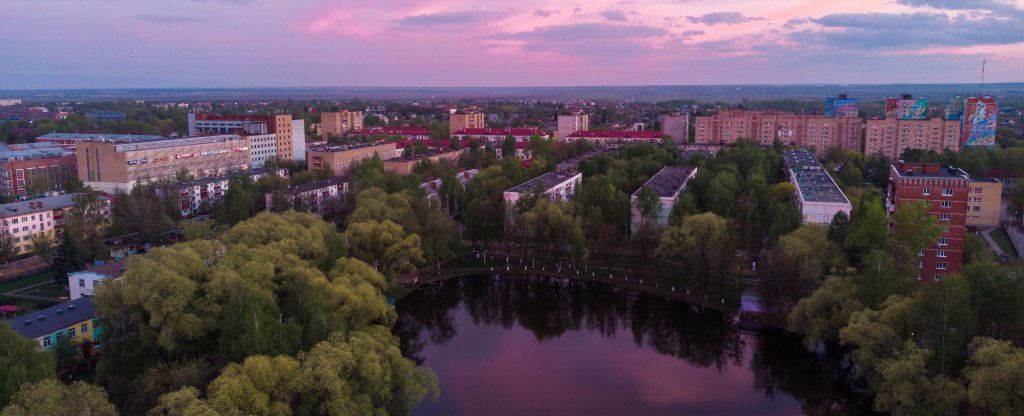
left=693, top=111, right=862, bottom=156
left=659, top=113, right=690, bottom=144
left=188, top=113, right=296, bottom=161
left=556, top=113, right=589, bottom=142
left=306, top=142, right=398, bottom=174
left=382, top=149, right=465, bottom=175
left=967, top=178, right=1002, bottom=226
left=449, top=112, right=486, bottom=134
left=78, top=135, right=250, bottom=192
left=865, top=118, right=960, bottom=160
left=321, top=111, right=364, bottom=138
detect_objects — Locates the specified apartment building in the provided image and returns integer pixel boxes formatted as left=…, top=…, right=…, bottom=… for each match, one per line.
left=9, top=297, right=99, bottom=352
left=321, top=111, right=364, bottom=138
left=556, top=113, right=589, bottom=142
left=565, top=130, right=663, bottom=147
left=68, top=259, right=126, bottom=300
left=504, top=172, right=582, bottom=208
left=659, top=113, right=690, bottom=144
left=451, top=128, right=548, bottom=143
left=346, top=127, right=431, bottom=141
left=887, top=162, right=969, bottom=281
left=0, top=194, right=110, bottom=255
left=382, top=149, right=465, bottom=175
left=247, top=134, right=277, bottom=168
left=961, top=96, right=998, bottom=148
left=306, top=142, right=399, bottom=174
left=188, top=113, right=297, bottom=161
left=77, top=134, right=250, bottom=192
left=783, top=150, right=852, bottom=224
left=966, top=178, right=1002, bottom=227
left=36, top=133, right=167, bottom=149
left=265, top=176, right=349, bottom=216
left=693, top=111, right=861, bottom=155
left=292, top=119, right=307, bottom=162
left=630, top=166, right=697, bottom=233
left=865, top=118, right=961, bottom=160
left=176, top=168, right=289, bottom=218
left=449, top=112, right=486, bottom=134
left=0, top=143, right=78, bottom=197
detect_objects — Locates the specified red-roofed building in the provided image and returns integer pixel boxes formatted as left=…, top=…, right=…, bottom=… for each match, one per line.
left=495, top=142, right=533, bottom=161
left=565, top=130, right=664, bottom=147
left=451, top=128, right=548, bottom=143
left=345, top=127, right=431, bottom=141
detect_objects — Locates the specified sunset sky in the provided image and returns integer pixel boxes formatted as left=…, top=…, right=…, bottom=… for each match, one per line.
left=2, top=0, right=1023, bottom=88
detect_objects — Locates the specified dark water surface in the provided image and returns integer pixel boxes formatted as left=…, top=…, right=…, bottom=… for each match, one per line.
left=395, top=276, right=873, bottom=416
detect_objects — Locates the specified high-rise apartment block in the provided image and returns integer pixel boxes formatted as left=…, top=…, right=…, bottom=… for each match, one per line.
left=825, top=94, right=861, bottom=117
left=961, top=96, right=998, bottom=148
left=556, top=113, right=589, bottom=142
left=693, top=111, right=861, bottom=155
left=864, top=118, right=960, bottom=160
left=887, top=162, right=969, bottom=281
left=659, top=113, right=690, bottom=144
left=885, top=95, right=928, bottom=120
left=321, top=111, right=364, bottom=138
left=449, top=112, right=486, bottom=134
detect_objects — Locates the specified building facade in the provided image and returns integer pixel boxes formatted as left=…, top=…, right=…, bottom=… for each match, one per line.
left=693, top=111, right=861, bottom=155
left=346, top=127, right=431, bottom=141
left=9, top=297, right=99, bottom=352
left=306, top=142, right=399, bottom=174
left=961, top=96, right=998, bottom=149
left=382, top=149, right=465, bottom=175
left=451, top=128, right=548, bottom=143
left=630, top=166, right=697, bottom=233
left=177, top=168, right=289, bottom=218
left=864, top=118, right=961, bottom=160
left=77, top=134, right=250, bottom=192
left=565, top=130, right=663, bottom=147
left=188, top=113, right=296, bottom=161
left=783, top=150, right=852, bottom=224
left=321, top=111, right=364, bottom=138
left=265, top=176, right=348, bottom=216
left=247, top=134, right=277, bottom=168
left=887, top=162, right=969, bottom=281
left=0, top=194, right=109, bottom=255
left=659, top=113, right=690, bottom=144
left=966, top=178, right=1002, bottom=227
left=449, top=112, right=486, bottom=134
left=556, top=114, right=589, bottom=142
left=885, top=95, right=928, bottom=120
left=503, top=172, right=582, bottom=208
left=68, top=259, right=125, bottom=300
left=825, top=95, right=861, bottom=118
left=292, top=119, right=307, bottom=162
left=0, top=144, right=78, bottom=197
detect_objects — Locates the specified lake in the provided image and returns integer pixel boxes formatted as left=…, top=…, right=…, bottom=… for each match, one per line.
left=395, top=275, right=873, bottom=416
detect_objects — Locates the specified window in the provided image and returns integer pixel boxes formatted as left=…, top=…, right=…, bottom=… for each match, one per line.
left=918, top=249, right=925, bottom=256
left=923, top=188, right=931, bottom=195
left=78, top=279, right=85, bottom=287
left=938, top=250, right=948, bottom=258
left=941, top=201, right=952, bottom=208
left=940, top=213, right=951, bottom=221
left=974, top=197, right=982, bottom=203
left=938, top=238, right=948, bottom=246
left=937, top=262, right=948, bottom=270
left=917, top=261, right=924, bottom=268
left=68, top=328, right=76, bottom=338
left=81, top=323, right=88, bottom=333
left=973, top=206, right=981, bottom=212
left=56, top=333, right=64, bottom=342
left=942, top=188, right=953, bottom=196
left=974, top=187, right=982, bottom=193
left=935, top=274, right=945, bottom=281
left=42, top=337, right=51, bottom=348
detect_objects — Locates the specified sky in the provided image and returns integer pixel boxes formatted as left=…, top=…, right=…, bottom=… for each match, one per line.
left=2, top=0, right=1024, bottom=89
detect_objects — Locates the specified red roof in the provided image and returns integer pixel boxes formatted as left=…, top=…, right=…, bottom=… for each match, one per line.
left=514, top=142, right=531, bottom=149
left=0, top=305, right=23, bottom=312
left=453, top=128, right=546, bottom=136
left=347, top=127, right=431, bottom=136
left=567, top=130, right=663, bottom=139
left=395, top=139, right=470, bottom=149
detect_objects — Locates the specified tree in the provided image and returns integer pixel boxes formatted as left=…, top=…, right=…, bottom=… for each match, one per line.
left=30, top=234, right=55, bottom=266
left=0, top=228, right=14, bottom=266
left=854, top=249, right=915, bottom=309
left=220, top=176, right=256, bottom=225
left=657, top=212, right=733, bottom=287
left=891, top=201, right=943, bottom=255
left=787, top=276, right=863, bottom=349
left=845, top=196, right=888, bottom=262
left=346, top=220, right=424, bottom=278
left=827, top=210, right=851, bottom=246
left=873, top=342, right=965, bottom=416
left=64, top=189, right=110, bottom=262
left=633, top=185, right=661, bottom=225
left=0, top=379, right=117, bottom=416
left=840, top=295, right=917, bottom=385
left=52, top=232, right=84, bottom=285
left=501, top=135, right=516, bottom=159
left=963, top=337, right=1024, bottom=416
left=0, top=325, right=56, bottom=408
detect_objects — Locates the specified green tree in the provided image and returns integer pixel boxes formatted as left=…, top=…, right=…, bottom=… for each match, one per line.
left=0, top=379, right=118, bottom=416
left=220, top=176, right=256, bottom=225
left=52, top=232, right=84, bottom=285
left=633, top=185, right=661, bottom=224
left=29, top=234, right=54, bottom=265
left=891, top=201, right=943, bottom=255
left=657, top=212, right=733, bottom=287
left=963, top=337, right=1024, bottom=416
left=855, top=249, right=915, bottom=309
left=0, top=325, right=56, bottom=408
left=827, top=210, right=851, bottom=246
left=787, top=276, right=863, bottom=349
left=346, top=220, right=424, bottom=278
left=845, top=195, right=888, bottom=262
left=873, top=342, right=965, bottom=416
left=501, top=135, right=516, bottom=159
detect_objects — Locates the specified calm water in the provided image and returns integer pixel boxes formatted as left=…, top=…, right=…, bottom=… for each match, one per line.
left=395, top=276, right=873, bottom=416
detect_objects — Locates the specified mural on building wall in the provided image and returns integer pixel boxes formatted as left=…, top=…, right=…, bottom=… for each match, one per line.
left=945, top=95, right=964, bottom=121
left=825, top=98, right=860, bottom=117
left=962, top=98, right=998, bottom=148
left=886, top=99, right=928, bottom=120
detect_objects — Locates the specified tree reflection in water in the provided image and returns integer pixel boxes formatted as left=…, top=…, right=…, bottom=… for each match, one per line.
left=395, top=275, right=874, bottom=415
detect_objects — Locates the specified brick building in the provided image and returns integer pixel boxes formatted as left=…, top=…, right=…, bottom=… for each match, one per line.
left=306, top=142, right=399, bottom=174
left=449, top=112, right=486, bottom=134
left=0, top=144, right=78, bottom=197
left=382, top=149, right=465, bottom=175
left=865, top=118, right=961, bottom=160
left=321, top=111, right=364, bottom=138
left=565, top=130, right=664, bottom=147
left=451, top=128, right=548, bottom=143
left=188, top=113, right=297, bottom=161
left=693, top=111, right=861, bottom=155
left=659, top=113, right=690, bottom=144
left=887, top=162, right=969, bottom=281
left=346, top=127, right=431, bottom=141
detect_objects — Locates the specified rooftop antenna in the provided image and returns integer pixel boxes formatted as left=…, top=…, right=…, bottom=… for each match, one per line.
left=980, top=59, right=986, bottom=96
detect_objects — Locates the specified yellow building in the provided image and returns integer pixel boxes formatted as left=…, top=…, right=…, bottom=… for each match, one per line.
left=449, top=112, right=486, bottom=134
left=321, top=111, right=364, bottom=138
left=9, top=297, right=99, bottom=352
left=382, top=149, right=465, bottom=175
left=306, top=142, right=398, bottom=174
left=967, top=178, right=1002, bottom=226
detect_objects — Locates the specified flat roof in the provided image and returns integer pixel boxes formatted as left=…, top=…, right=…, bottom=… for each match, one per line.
left=114, top=134, right=244, bottom=152
left=783, top=149, right=821, bottom=169
left=507, top=172, right=580, bottom=194
left=70, top=258, right=127, bottom=279
left=635, top=166, right=695, bottom=198
left=792, top=169, right=849, bottom=204
left=970, top=177, right=1001, bottom=183
left=283, top=175, right=349, bottom=193
left=179, top=167, right=279, bottom=187
left=308, top=141, right=393, bottom=153
left=0, top=194, right=80, bottom=217
left=385, top=149, right=461, bottom=162
left=567, top=130, right=662, bottom=139
left=0, top=143, right=74, bottom=161
left=892, top=163, right=970, bottom=180
left=37, top=133, right=167, bottom=143
left=10, top=297, right=95, bottom=340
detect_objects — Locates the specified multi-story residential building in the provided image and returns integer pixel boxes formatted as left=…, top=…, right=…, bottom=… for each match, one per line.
left=825, top=94, right=861, bottom=117
left=306, top=142, right=399, bottom=174
left=556, top=113, right=589, bottom=142
left=961, top=96, right=998, bottom=148
left=321, top=111, right=364, bottom=138
left=0, top=194, right=110, bottom=255
left=783, top=150, right=853, bottom=224
left=0, top=143, right=78, bottom=197
left=36, top=133, right=167, bottom=149
left=887, top=162, right=970, bottom=281
left=449, top=112, right=486, bottom=134
left=9, top=297, right=100, bottom=352
left=494, top=142, right=532, bottom=161
left=264, top=176, right=348, bottom=216
left=630, top=166, right=697, bottom=233
left=885, top=95, right=928, bottom=120
left=565, top=130, right=663, bottom=147
left=659, top=113, right=690, bottom=144
left=188, top=113, right=296, bottom=161
left=421, top=169, right=479, bottom=211
left=292, top=119, right=307, bottom=162
left=85, top=111, right=127, bottom=121
left=864, top=118, right=961, bottom=160
left=503, top=172, right=582, bottom=208
left=247, top=134, right=277, bottom=168
left=966, top=178, right=1002, bottom=226
left=346, top=127, right=432, bottom=141
left=68, top=259, right=125, bottom=300
left=382, top=149, right=465, bottom=175
left=176, top=168, right=289, bottom=218
left=77, top=134, right=250, bottom=192
left=693, top=111, right=861, bottom=155
left=451, top=128, right=548, bottom=143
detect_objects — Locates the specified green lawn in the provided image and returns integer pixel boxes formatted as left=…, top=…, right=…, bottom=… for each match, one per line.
left=0, top=271, right=57, bottom=294
left=17, top=281, right=68, bottom=299
left=991, top=227, right=1020, bottom=258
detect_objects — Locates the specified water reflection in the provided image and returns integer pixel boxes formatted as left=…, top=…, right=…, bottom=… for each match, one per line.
left=395, top=276, right=874, bottom=416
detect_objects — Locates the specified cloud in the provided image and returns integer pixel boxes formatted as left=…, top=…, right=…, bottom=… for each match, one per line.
left=896, top=0, right=1024, bottom=15
left=681, top=30, right=705, bottom=38
left=686, top=12, right=765, bottom=25
left=793, top=11, right=1024, bottom=49
left=601, top=10, right=628, bottom=22
left=395, top=11, right=506, bottom=28
left=138, top=14, right=206, bottom=24
left=493, top=23, right=668, bottom=56
left=533, top=9, right=558, bottom=17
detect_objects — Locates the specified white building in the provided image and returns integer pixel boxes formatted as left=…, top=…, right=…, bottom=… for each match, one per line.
left=265, top=176, right=348, bottom=216
left=630, top=166, right=697, bottom=234
left=68, top=259, right=125, bottom=299
left=246, top=134, right=277, bottom=168
left=503, top=172, right=582, bottom=208
left=176, top=168, right=289, bottom=218
left=292, top=119, right=307, bottom=162
left=451, top=128, right=548, bottom=143
left=0, top=99, right=21, bottom=106
left=784, top=150, right=852, bottom=224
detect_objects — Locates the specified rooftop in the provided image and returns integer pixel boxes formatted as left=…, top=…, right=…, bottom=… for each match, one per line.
left=284, top=175, right=349, bottom=194
left=71, top=258, right=127, bottom=280
left=783, top=149, right=822, bottom=169
left=507, top=172, right=581, bottom=194
left=567, top=130, right=663, bottom=139
left=347, top=127, right=430, bottom=136
left=970, top=177, right=1001, bottom=183
left=892, top=162, right=970, bottom=180
left=179, top=167, right=281, bottom=187
left=792, top=169, right=850, bottom=204
left=10, top=297, right=95, bottom=340
left=385, top=148, right=462, bottom=162
left=308, top=141, right=394, bottom=153
left=0, top=143, right=74, bottom=161
left=114, top=134, right=245, bottom=152
left=37, top=132, right=168, bottom=144
left=0, top=194, right=80, bottom=217
left=634, top=166, right=696, bottom=198
left=453, top=128, right=545, bottom=136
